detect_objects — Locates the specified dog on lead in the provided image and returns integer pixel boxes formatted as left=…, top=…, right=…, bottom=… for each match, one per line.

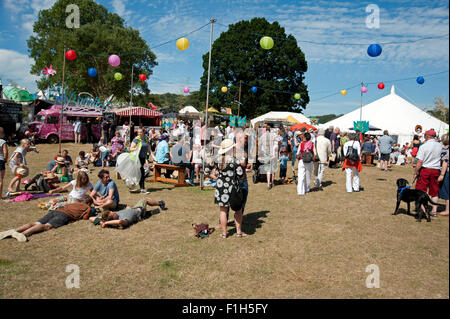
left=393, top=178, right=442, bottom=222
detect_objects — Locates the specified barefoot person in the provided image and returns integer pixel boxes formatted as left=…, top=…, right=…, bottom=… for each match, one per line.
left=0, top=195, right=93, bottom=242
left=89, top=169, right=120, bottom=210
left=90, top=198, right=167, bottom=228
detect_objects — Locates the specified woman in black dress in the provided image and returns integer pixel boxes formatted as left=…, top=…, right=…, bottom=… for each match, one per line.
left=204, top=139, right=247, bottom=238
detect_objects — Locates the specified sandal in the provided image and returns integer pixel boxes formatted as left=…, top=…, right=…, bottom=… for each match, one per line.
left=236, top=232, right=248, bottom=238
left=430, top=213, right=438, bottom=217
left=220, top=233, right=227, bottom=239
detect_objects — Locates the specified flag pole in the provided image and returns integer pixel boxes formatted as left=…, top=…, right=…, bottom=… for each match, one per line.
left=360, top=81, right=363, bottom=122
left=129, top=64, right=134, bottom=144
left=200, top=17, right=216, bottom=190
left=59, top=46, right=67, bottom=155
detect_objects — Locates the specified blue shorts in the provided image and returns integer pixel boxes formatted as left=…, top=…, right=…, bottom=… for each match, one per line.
left=0, top=160, right=5, bottom=171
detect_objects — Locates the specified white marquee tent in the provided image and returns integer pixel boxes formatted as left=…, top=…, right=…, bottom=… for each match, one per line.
left=322, top=85, right=449, bottom=145
left=251, top=111, right=311, bottom=127
left=179, top=105, right=200, bottom=114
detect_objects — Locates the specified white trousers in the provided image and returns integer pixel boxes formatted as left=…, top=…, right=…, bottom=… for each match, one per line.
left=313, top=162, right=326, bottom=187
left=345, top=167, right=360, bottom=192
left=297, top=160, right=313, bottom=195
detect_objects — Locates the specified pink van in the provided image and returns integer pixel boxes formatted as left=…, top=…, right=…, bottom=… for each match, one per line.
left=29, top=105, right=102, bottom=143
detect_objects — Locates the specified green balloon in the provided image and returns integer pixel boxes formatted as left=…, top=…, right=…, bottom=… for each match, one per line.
left=260, top=36, right=274, bottom=50
left=114, top=72, right=123, bottom=81
left=294, top=93, right=301, bottom=100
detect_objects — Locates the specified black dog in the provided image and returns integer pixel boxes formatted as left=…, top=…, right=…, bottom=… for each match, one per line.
left=393, top=178, right=442, bottom=222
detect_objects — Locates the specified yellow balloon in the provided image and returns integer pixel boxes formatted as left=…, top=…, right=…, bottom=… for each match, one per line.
left=176, top=37, right=189, bottom=51
left=221, top=86, right=228, bottom=93
left=340, top=89, right=347, bottom=96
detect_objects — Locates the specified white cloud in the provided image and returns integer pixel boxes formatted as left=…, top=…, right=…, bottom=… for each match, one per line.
left=112, top=0, right=133, bottom=21
left=0, top=49, right=39, bottom=92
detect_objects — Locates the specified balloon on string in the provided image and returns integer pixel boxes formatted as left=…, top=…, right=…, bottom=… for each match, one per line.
left=416, top=76, right=425, bottom=84
left=108, top=55, right=120, bottom=67
left=251, top=86, right=257, bottom=93
left=377, top=83, right=385, bottom=90
left=260, top=36, right=274, bottom=50
left=139, top=74, right=147, bottom=81
left=367, top=44, right=382, bottom=57
left=114, top=72, right=123, bottom=81
left=183, top=87, right=190, bottom=94
left=65, top=50, right=77, bottom=61
left=294, top=93, right=301, bottom=100
left=88, top=68, right=97, bottom=77
left=340, top=89, right=347, bottom=96
left=221, top=86, right=228, bottom=93
left=361, top=86, right=368, bottom=93
left=176, top=37, right=189, bottom=51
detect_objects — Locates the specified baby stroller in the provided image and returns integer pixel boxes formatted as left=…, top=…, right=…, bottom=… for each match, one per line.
left=251, top=157, right=267, bottom=184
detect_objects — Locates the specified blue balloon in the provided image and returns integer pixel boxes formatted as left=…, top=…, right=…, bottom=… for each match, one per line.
left=416, top=76, right=425, bottom=85
left=88, top=68, right=97, bottom=77
left=251, top=86, right=257, bottom=93
left=367, top=44, right=382, bottom=57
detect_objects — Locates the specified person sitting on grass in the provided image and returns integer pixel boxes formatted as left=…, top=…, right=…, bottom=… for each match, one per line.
left=89, top=169, right=120, bottom=210
left=49, top=171, right=93, bottom=203
left=90, top=198, right=167, bottom=229
left=74, top=151, right=90, bottom=171
left=0, top=195, right=94, bottom=242
left=50, top=156, right=71, bottom=183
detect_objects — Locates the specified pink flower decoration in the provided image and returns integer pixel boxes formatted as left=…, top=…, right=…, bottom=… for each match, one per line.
left=43, top=65, right=56, bottom=76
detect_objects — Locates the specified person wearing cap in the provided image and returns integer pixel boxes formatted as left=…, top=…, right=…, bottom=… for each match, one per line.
left=7, top=138, right=30, bottom=196
left=414, top=129, right=443, bottom=216
left=155, top=133, right=172, bottom=178
left=279, top=149, right=289, bottom=182
left=313, top=128, right=331, bottom=190
left=378, top=130, right=394, bottom=171
left=204, top=139, right=247, bottom=238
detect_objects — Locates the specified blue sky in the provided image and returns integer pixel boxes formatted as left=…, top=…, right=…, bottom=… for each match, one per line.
left=0, top=0, right=448, bottom=117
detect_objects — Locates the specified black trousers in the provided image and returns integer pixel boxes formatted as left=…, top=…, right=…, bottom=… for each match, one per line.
left=139, top=157, right=146, bottom=189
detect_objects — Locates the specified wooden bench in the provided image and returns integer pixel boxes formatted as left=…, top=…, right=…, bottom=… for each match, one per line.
left=150, top=163, right=189, bottom=187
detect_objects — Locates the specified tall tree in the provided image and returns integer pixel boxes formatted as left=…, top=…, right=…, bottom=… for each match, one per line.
left=427, top=97, right=449, bottom=124
left=199, top=18, right=309, bottom=118
left=27, top=0, right=157, bottom=101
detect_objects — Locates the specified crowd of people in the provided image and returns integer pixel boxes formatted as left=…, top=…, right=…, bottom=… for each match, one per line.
left=0, top=119, right=448, bottom=241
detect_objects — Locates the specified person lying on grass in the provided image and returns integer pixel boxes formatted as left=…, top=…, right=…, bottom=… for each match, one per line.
left=90, top=198, right=167, bottom=229
left=0, top=195, right=94, bottom=242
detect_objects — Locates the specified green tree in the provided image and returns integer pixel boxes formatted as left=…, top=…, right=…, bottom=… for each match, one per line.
left=316, top=114, right=344, bottom=124
left=27, top=0, right=157, bottom=100
left=199, top=18, right=309, bottom=119
left=427, top=97, right=449, bottom=124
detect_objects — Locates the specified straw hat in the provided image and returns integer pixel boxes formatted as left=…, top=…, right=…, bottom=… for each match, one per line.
left=218, top=139, right=236, bottom=155
left=55, top=156, right=65, bottom=164
left=15, top=166, right=29, bottom=178
left=44, top=172, right=57, bottom=180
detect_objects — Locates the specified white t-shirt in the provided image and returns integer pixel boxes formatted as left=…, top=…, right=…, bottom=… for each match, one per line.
left=396, top=154, right=406, bottom=165
left=69, top=180, right=93, bottom=201
left=416, top=139, right=442, bottom=170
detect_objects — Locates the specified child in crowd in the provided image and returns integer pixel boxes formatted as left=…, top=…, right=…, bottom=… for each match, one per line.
left=7, top=139, right=30, bottom=196
left=279, top=149, right=289, bottom=183
left=396, top=149, right=407, bottom=166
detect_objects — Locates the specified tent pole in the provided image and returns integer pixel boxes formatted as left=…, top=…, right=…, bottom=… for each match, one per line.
left=129, top=64, right=134, bottom=143
left=59, top=46, right=67, bottom=155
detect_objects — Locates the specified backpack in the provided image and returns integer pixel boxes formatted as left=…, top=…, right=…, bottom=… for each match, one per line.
left=300, top=141, right=314, bottom=163
left=192, top=223, right=215, bottom=238
left=346, top=142, right=359, bottom=162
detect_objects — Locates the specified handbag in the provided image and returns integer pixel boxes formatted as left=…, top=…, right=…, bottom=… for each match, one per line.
left=229, top=160, right=244, bottom=211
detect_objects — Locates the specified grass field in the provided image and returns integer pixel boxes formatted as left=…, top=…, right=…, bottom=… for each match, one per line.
left=0, top=143, right=448, bottom=298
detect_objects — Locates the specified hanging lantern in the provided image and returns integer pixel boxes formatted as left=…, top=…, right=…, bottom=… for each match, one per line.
left=367, top=44, right=382, bottom=57
left=65, top=50, right=77, bottom=61
left=183, top=87, right=190, bottom=93
left=88, top=68, right=97, bottom=77
left=361, top=86, right=368, bottom=93
left=294, top=93, right=301, bottom=100
left=260, top=36, right=274, bottom=50
left=139, top=74, right=147, bottom=81
left=416, top=76, right=425, bottom=85
left=251, top=86, right=257, bottom=93
left=340, top=89, right=347, bottom=96
left=108, top=54, right=120, bottom=67
left=221, top=86, right=228, bottom=93
left=377, top=82, right=385, bottom=90
left=176, top=37, right=189, bottom=51
left=114, top=72, right=123, bottom=81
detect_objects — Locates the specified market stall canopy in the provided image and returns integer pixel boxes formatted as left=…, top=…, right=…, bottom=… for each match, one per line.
left=323, top=85, right=448, bottom=145
left=112, top=106, right=163, bottom=117
left=179, top=106, right=199, bottom=114
left=251, top=111, right=311, bottom=127
left=208, top=107, right=219, bottom=113
left=3, top=87, right=35, bottom=102
left=286, top=115, right=300, bottom=123
left=290, top=123, right=317, bottom=131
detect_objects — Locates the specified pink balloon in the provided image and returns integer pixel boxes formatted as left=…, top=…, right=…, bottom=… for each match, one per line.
left=108, top=54, right=120, bottom=67
left=361, top=86, right=368, bottom=93
left=183, top=87, right=190, bottom=93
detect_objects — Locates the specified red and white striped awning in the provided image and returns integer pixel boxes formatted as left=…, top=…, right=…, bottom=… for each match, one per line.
left=112, top=107, right=163, bottom=117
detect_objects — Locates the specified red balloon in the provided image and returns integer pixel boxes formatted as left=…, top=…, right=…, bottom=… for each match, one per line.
left=65, top=50, right=77, bottom=61
left=378, top=82, right=385, bottom=90
left=139, top=74, right=147, bottom=81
